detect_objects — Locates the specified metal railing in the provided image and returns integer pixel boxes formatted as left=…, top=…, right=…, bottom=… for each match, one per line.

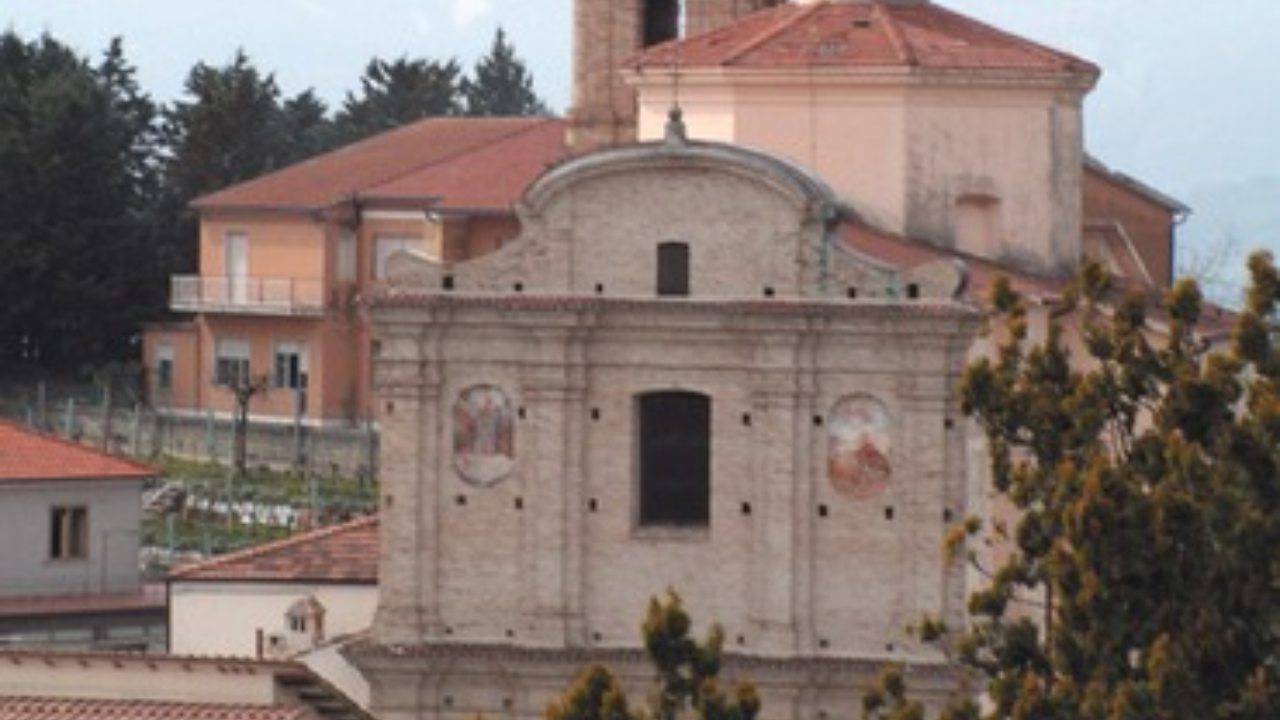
left=170, top=275, right=325, bottom=316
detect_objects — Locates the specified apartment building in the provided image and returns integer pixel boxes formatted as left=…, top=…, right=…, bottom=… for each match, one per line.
left=143, top=117, right=567, bottom=427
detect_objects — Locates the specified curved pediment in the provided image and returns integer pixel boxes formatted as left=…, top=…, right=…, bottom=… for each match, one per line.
left=385, top=122, right=917, bottom=301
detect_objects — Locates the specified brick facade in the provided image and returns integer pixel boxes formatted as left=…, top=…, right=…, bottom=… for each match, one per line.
left=568, top=0, right=779, bottom=152
left=349, top=138, right=979, bottom=720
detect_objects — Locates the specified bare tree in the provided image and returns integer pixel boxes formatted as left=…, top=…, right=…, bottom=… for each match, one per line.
left=229, top=374, right=270, bottom=478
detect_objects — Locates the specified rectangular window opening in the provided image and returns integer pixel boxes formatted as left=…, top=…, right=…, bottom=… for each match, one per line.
left=50, top=506, right=88, bottom=560
left=214, top=339, right=251, bottom=388
left=638, top=391, right=710, bottom=527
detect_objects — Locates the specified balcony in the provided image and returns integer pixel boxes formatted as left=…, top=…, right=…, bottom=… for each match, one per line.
left=170, top=276, right=326, bottom=317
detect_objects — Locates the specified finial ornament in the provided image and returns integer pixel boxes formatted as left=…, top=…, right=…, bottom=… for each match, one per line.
left=665, top=105, right=689, bottom=146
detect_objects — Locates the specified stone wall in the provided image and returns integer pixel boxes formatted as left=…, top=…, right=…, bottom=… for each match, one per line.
left=358, top=137, right=979, bottom=720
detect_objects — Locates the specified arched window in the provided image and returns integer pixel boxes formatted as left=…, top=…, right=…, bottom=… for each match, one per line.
left=657, top=241, right=690, bottom=296
left=644, top=0, right=682, bottom=46
left=637, top=391, right=710, bottom=526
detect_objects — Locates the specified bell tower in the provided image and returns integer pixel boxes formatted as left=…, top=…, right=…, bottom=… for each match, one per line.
left=568, top=0, right=781, bottom=153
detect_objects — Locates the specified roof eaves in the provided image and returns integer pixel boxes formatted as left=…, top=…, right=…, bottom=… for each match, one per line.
left=918, top=2, right=1101, bottom=78
left=167, top=515, right=378, bottom=581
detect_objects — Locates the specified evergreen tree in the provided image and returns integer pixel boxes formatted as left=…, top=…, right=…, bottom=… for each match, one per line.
left=889, top=256, right=1280, bottom=719
left=0, top=32, right=161, bottom=372
left=156, top=50, right=334, bottom=272
left=463, top=28, right=549, bottom=117
left=546, top=591, right=761, bottom=720
left=333, top=56, right=462, bottom=143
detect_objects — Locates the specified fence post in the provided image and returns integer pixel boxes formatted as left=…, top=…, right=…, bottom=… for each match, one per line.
left=100, top=382, right=114, bottom=451
left=35, top=381, right=47, bottom=430
left=205, top=410, right=216, bottom=463
left=63, top=398, right=76, bottom=437
left=131, top=403, right=142, bottom=456
left=293, top=389, right=305, bottom=470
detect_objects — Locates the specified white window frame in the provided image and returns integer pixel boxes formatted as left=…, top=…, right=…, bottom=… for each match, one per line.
left=214, top=338, right=251, bottom=388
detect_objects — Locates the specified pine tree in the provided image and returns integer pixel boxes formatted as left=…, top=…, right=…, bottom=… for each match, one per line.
left=546, top=591, right=761, bottom=720
left=333, top=56, right=462, bottom=143
left=0, top=32, right=162, bottom=372
left=156, top=51, right=334, bottom=273
left=463, top=28, right=549, bottom=117
left=892, top=256, right=1280, bottom=719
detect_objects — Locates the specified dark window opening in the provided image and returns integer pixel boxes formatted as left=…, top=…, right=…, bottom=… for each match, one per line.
left=50, top=506, right=88, bottom=560
left=156, top=359, right=173, bottom=391
left=644, top=0, right=682, bottom=46
left=273, top=347, right=307, bottom=391
left=638, top=391, right=710, bottom=526
left=657, top=242, right=690, bottom=296
left=214, top=356, right=249, bottom=388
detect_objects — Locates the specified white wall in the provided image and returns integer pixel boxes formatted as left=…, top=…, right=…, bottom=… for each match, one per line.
left=0, top=479, right=142, bottom=597
left=635, top=74, right=1088, bottom=276
left=168, top=581, right=378, bottom=657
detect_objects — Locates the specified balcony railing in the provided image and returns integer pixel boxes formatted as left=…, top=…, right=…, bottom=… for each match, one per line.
left=170, top=275, right=325, bottom=316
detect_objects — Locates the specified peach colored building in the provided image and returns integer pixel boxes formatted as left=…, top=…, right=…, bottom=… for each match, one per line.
left=143, top=118, right=567, bottom=427
left=143, top=1, right=1189, bottom=433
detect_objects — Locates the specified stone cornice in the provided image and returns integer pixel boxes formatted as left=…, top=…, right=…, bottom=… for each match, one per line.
left=626, top=64, right=1097, bottom=93
left=342, top=639, right=962, bottom=684
left=371, top=292, right=979, bottom=327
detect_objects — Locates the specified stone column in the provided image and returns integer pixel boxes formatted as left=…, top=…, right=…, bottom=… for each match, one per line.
left=746, top=334, right=807, bottom=653
left=894, top=341, right=954, bottom=653
left=519, top=325, right=589, bottom=646
left=371, top=324, right=429, bottom=646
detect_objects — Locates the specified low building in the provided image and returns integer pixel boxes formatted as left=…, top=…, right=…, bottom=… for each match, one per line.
left=168, top=516, right=379, bottom=707
left=0, top=648, right=371, bottom=720
left=0, top=420, right=165, bottom=651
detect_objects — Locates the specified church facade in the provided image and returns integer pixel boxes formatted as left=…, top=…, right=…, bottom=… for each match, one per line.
left=350, top=118, right=977, bottom=720
left=344, top=2, right=1194, bottom=719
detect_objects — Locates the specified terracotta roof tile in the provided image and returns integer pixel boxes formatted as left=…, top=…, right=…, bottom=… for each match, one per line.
left=0, top=697, right=314, bottom=720
left=361, top=118, right=568, bottom=211
left=837, top=218, right=1067, bottom=300
left=192, top=117, right=563, bottom=212
left=0, top=420, right=155, bottom=483
left=169, top=516, right=377, bottom=583
left=631, top=1, right=1099, bottom=76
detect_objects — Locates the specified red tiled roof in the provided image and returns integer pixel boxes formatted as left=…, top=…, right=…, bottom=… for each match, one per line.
left=839, top=218, right=1239, bottom=339
left=631, top=1, right=1098, bottom=76
left=193, top=117, right=565, bottom=213
left=362, top=118, right=568, bottom=212
left=169, top=516, right=378, bottom=584
left=837, top=217, right=1067, bottom=300
left=0, top=584, right=166, bottom=620
left=0, top=697, right=315, bottom=720
left=0, top=420, right=155, bottom=483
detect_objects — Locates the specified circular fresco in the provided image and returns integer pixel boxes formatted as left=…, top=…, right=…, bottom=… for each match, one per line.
left=453, top=385, right=515, bottom=486
left=827, top=396, right=892, bottom=500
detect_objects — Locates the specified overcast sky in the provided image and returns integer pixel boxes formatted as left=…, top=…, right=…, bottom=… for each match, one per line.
left=6, top=0, right=1279, bottom=291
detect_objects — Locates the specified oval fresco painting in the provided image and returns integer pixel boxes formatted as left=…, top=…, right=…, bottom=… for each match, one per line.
left=828, top=397, right=892, bottom=500
left=453, top=385, right=515, bottom=486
